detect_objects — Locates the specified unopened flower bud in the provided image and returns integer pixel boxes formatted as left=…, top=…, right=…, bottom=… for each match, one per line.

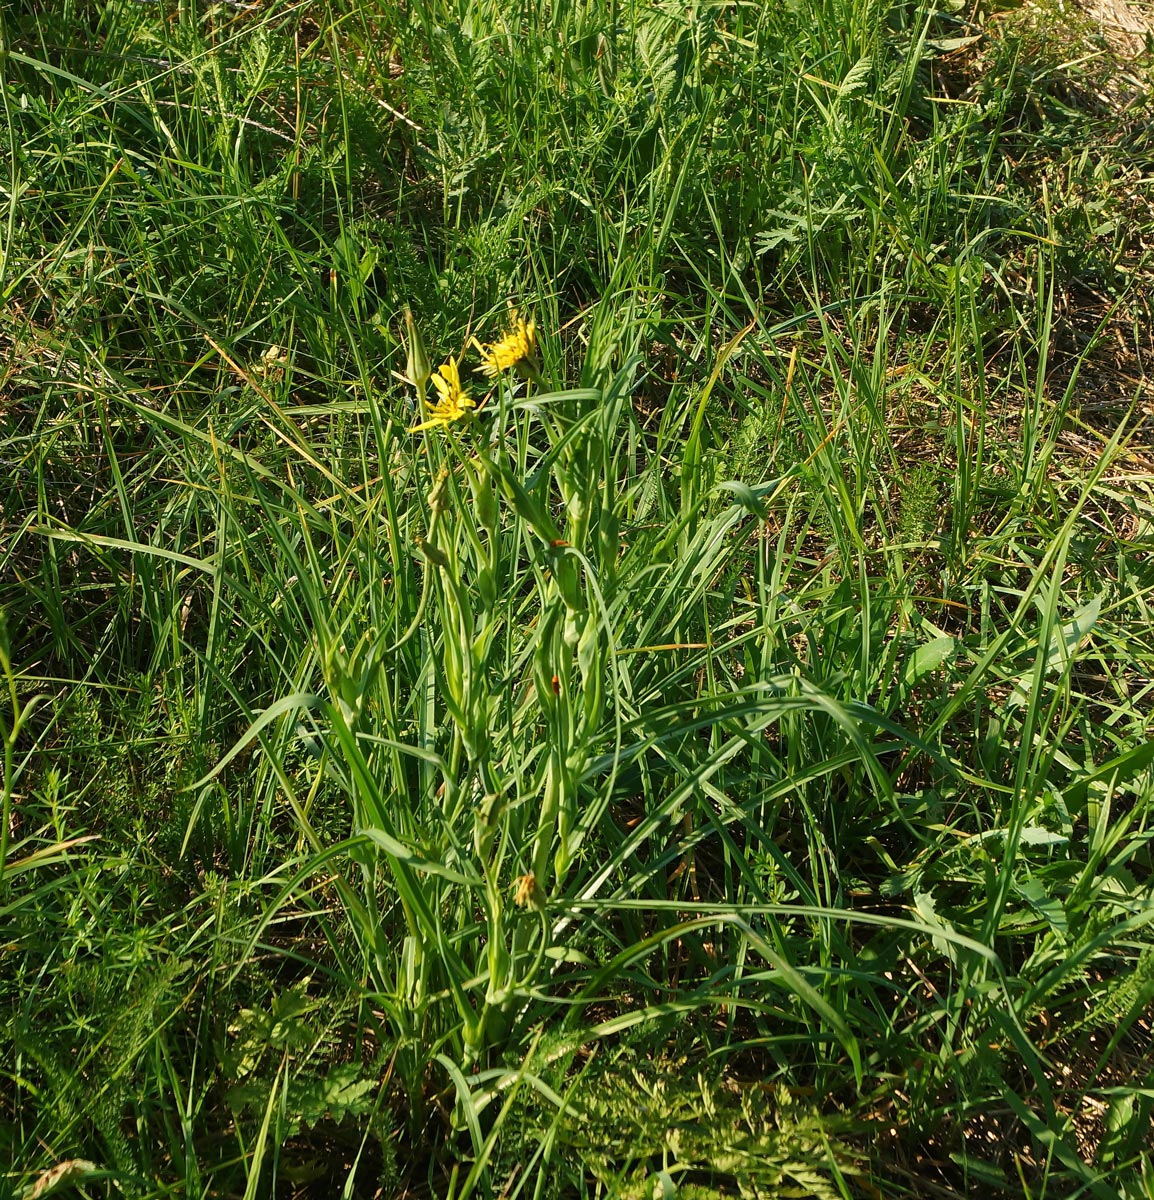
left=403, top=305, right=432, bottom=404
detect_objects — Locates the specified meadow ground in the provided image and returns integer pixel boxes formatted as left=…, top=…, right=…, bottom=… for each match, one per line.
left=2, top=0, right=1154, bottom=1196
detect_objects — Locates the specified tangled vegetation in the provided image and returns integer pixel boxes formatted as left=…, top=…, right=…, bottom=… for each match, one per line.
left=2, top=0, right=1153, bottom=1195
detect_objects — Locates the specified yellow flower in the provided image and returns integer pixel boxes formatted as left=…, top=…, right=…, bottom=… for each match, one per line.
left=472, top=309, right=539, bottom=378
left=409, top=359, right=475, bottom=432
left=512, top=872, right=545, bottom=911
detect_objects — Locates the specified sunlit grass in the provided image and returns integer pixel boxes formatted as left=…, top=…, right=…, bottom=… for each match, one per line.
left=2, top=0, right=1153, bottom=1196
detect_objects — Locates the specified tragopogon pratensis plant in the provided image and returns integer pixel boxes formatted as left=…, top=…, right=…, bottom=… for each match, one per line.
left=393, top=306, right=612, bottom=1063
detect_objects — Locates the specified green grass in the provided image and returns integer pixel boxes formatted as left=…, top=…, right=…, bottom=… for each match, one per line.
left=2, top=0, right=1153, bottom=1196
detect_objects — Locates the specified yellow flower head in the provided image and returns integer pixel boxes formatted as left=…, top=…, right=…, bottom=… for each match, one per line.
left=472, top=309, right=539, bottom=378
left=512, top=872, right=545, bottom=911
left=409, top=359, right=475, bottom=432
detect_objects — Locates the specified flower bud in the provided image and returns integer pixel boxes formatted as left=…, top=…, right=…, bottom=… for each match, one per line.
left=403, top=305, right=432, bottom=404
